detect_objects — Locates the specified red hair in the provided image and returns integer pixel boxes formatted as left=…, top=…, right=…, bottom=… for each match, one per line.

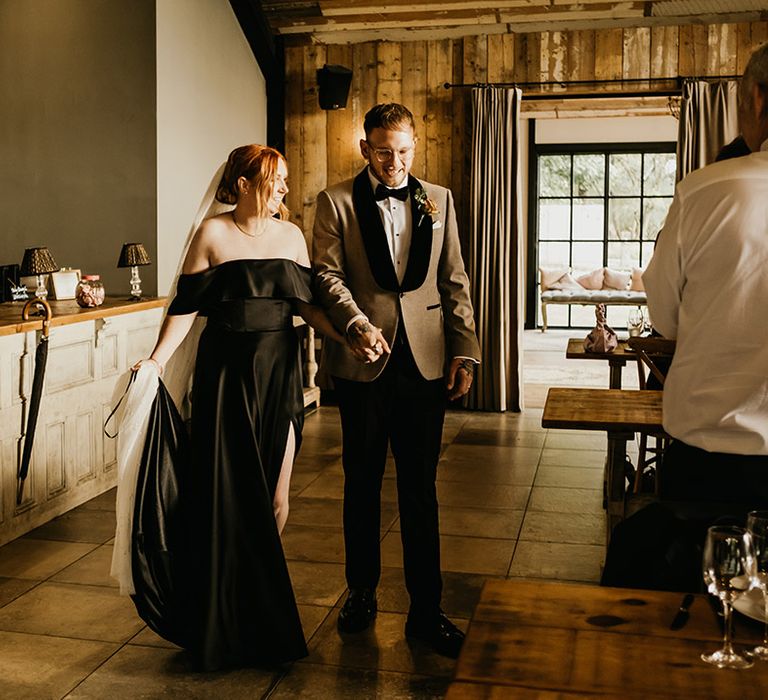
left=215, top=144, right=289, bottom=219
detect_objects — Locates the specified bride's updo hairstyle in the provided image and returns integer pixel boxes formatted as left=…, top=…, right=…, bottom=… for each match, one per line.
left=215, top=144, right=289, bottom=219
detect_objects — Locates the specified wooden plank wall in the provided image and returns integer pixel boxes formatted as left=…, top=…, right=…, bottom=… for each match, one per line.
left=285, top=21, right=768, bottom=244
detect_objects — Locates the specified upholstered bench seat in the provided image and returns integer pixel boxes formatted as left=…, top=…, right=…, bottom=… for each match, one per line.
left=541, top=289, right=647, bottom=304
left=539, top=266, right=647, bottom=331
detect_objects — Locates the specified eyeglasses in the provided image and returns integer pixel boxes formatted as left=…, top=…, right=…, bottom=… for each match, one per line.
left=366, top=143, right=416, bottom=163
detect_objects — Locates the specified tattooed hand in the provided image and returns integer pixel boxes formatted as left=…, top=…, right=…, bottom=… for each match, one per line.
left=446, top=357, right=475, bottom=400
left=346, top=320, right=391, bottom=364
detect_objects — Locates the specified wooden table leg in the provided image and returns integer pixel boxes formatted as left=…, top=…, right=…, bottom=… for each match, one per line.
left=605, top=430, right=633, bottom=541
left=608, top=360, right=624, bottom=390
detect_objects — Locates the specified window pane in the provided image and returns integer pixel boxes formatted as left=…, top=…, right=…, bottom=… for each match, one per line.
left=539, top=155, right=571, bottom=196
left=573, top=154, right=605, bottom=196
left=539, top=199, right=571, bottom=240
left=538, top=302, right=568, bottom=328
left=642, top=197, right=673, bottom=240
left=573, top=198, right=604, bottom=240
left=643, top=153, right=676, bottom=195
left=609, top=198, right=641, bottom=240
left=539, top=241, right=571, bottom=269
left=572, top=242, right=603, bottom=270
left=606, top=304, right=635, bottom=331
left=608, top=241, right=640, bottom=270
left=641, top=242, right=655, bottom=267
left=609, top=153, right=641, bottom=195
left=571, top=304, right=598, bottom=327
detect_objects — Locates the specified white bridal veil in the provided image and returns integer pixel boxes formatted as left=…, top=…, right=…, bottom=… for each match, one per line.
left=110, top=164, right=232, bottom=594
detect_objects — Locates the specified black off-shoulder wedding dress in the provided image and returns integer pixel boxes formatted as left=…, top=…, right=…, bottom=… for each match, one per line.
left=132, top=258, right=310, bottom=670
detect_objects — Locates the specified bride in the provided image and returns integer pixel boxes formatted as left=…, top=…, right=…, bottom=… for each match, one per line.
left=112, top=144, right=344, bottom=671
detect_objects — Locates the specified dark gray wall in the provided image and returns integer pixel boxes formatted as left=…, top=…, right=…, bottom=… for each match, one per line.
left=0, top=0, right=157, bottom=296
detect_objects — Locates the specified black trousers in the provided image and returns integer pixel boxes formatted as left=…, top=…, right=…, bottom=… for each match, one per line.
left=660, top=439, right=768, bottom=511
left=601, top=439, right=768, bottom=592
left=333, top=329, right=446, bottom=618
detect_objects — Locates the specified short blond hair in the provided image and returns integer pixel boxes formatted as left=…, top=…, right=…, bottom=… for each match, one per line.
left=363, top=103, right=415, bottom=137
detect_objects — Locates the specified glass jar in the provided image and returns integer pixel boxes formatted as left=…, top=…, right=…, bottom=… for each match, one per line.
left=75, top=275, right=105, bottom=308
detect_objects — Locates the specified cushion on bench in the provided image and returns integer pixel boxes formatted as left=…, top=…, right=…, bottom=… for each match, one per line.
left=541, top=289, right=647, bottom=303
left=540, top=266, right=644, bottom=293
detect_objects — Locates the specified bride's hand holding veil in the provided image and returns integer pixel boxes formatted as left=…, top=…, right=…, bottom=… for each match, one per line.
left=132, top=309, right=200, bottom=376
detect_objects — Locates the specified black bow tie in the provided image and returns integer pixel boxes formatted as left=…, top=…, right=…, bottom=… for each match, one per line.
left=374, top=184, right=409, bottom=202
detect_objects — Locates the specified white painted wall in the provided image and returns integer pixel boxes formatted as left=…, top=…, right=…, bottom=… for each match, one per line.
left=156, top=0, right=267, bottom=294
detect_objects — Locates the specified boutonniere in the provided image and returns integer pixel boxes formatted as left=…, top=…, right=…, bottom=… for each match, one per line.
left=414, top=187, right=439, bottom=227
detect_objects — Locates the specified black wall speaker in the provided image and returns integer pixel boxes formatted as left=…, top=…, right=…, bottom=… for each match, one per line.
left=317, top=64, right=353, bottom=110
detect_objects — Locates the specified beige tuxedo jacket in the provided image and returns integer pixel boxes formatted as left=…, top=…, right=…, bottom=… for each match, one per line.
left=312, top=169, right=480, bottom=383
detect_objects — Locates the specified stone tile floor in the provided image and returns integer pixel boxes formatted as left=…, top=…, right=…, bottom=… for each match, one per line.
left=0, top=331, right=642, bottom=698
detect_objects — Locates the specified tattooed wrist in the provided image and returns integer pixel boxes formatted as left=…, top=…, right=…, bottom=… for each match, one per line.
left=348, top=321, right=372, bottom=338
left=458, top=359, right=475, bottom=376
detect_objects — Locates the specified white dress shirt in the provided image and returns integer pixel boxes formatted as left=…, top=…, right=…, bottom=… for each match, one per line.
left=367, top=169, right=413, bottom=284
left=643, top=139, right=768, bottom=454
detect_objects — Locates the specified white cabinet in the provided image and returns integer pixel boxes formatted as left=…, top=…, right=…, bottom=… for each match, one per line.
left=0, top=306, right=162, bottom=546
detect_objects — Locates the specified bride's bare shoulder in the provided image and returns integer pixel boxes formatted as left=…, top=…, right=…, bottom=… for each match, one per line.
left=182, top=214, right=233, bottom=273
left=275, top=219, right=310, bottom=264
left=197, top=213, right=233, bottom=238
left=275, top=218, right=304, bottom=238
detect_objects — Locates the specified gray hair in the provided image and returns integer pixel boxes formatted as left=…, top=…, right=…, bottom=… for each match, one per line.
left=741, top=41, right=768, bottom=107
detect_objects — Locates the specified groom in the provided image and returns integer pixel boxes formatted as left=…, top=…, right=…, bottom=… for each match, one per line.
left=312, top=103, right=480, bottom=658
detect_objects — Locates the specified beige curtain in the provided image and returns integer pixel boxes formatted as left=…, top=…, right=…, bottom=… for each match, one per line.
left=677, top=80, right=739, bottom=181
left=467, top=87, right=523, bottom=412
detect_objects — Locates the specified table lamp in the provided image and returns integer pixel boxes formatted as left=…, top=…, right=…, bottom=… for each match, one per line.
left=117, top=242, right=151, bottom=300
left=20, top=247, right=59, bottom=300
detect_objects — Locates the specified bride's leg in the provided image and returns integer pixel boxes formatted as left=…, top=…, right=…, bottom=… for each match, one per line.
left=273, top=422, right=296, bottom=534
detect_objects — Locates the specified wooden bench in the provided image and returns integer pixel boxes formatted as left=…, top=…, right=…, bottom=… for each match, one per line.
left=541, top=288, right=647, bottom=331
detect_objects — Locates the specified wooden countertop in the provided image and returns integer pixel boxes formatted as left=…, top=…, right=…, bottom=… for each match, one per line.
left=0, top=296, right=166, bottom=336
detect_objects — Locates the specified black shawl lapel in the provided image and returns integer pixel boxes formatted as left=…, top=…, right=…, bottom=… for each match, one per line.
left=400, top=175, right=433, bottom=292
left=352, top=169, right=400, bottom=292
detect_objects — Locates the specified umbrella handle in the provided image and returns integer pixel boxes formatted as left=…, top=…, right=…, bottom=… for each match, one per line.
left=22, top=298, right=53, bottom=338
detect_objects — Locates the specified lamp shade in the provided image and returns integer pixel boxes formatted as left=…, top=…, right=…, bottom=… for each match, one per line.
left=117, top=242, right=151, bottom=268
left=20, top=247, right=59, bottom=276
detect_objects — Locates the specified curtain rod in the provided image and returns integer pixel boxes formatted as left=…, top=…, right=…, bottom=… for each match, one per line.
left=443, top=75, right=741, bottom=90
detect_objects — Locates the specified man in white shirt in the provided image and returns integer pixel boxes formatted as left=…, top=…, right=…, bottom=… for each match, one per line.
left=644, top=41, right=768, bottom=507
left=312, top=104, right=480, bottom=657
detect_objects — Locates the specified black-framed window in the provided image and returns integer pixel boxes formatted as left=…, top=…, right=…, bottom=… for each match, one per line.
left=526, top=141, right=676, bottom=329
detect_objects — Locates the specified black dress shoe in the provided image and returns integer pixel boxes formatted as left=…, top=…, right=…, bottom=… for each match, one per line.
left=338, top=589, right=377, bottom=633
left=405, top=611, right=465, bottom=659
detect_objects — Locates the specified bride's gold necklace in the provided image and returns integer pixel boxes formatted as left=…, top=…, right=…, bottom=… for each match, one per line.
left=231, top=212, right=263, bottom=237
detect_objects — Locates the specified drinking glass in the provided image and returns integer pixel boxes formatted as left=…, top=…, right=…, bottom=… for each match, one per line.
left=747, top=510, right=768, bottom=660
left=627, top=308, right=644, bottom=337
left=701, top=525, right=758, bottom=669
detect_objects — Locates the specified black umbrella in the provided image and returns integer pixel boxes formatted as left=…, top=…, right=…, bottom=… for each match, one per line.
left=17, top=298, right=52, bottom=505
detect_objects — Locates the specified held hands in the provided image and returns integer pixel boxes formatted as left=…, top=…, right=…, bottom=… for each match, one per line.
left=346, top=320, right=391, bottom=364
left=446, top=358, right=475, bottom=400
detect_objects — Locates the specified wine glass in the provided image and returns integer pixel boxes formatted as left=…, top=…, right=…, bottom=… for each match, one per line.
left=627, top=308, right=644, bottom=337
left=747, top=510, right=768, bottom=660
left=701, top=525, right=758, bottom=669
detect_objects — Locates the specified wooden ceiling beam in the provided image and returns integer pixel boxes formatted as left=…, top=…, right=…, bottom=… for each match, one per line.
left=271, top=9, right=499, bottom=30
left=272, top=3, right=650, bottom=33
left=319, top=0, right=547, bottom=15
left=278, top=10, right=766, bottom=45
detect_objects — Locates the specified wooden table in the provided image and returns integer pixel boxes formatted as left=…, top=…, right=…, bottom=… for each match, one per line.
left=543, top=387, right=664, bottom=534
left=448, top=579, right=767, bottom=699
left=566, top=337, right=635, bottom=389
